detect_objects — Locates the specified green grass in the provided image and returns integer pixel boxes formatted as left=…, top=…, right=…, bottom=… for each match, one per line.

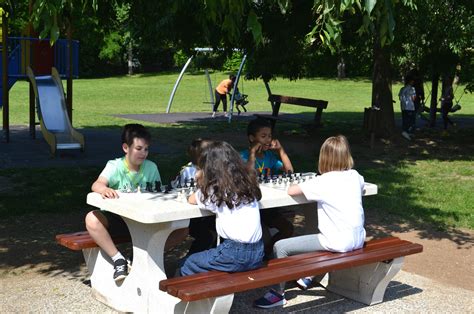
left=2, top=72, right=474, bottom=231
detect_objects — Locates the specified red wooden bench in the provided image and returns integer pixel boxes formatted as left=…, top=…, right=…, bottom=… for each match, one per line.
left=159, top=237, right=422, bottom=312
left=56, top=228, right=189, bottom=252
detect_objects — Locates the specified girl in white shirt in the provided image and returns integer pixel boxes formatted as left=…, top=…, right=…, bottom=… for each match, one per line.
left=181, top=141, right=264, bottom=276
left=254, top=135, right=366, bottom=309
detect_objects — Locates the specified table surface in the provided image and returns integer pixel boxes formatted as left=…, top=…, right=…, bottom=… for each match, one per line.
left=87, top=181, right=377, bottom=224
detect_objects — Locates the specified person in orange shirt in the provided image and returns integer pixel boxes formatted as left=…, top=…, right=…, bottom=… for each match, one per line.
left=212, top=74, right=236, bottom=118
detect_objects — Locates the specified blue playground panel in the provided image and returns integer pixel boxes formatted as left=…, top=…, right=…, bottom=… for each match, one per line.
left=0, top=37, right=79, bottom=108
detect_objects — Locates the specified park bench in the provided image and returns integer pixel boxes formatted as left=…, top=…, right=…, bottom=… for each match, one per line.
left=159, top=236, right=422, bottom=313
left=255, top=94, right=329, bottom=130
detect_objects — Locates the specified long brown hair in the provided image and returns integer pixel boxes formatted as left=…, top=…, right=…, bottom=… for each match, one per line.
left=318, top=135, right=354, bottom=174
left=197, top=141, right=261, bottom=208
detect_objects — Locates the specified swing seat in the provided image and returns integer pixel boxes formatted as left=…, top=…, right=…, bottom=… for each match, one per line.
left=451, top=104, right=461, bottom=112
left=234, top=94, right=249, bottom=115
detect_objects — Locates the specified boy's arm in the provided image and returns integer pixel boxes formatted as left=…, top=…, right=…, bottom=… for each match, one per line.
left=92, top=176, right=119, bottom=199
left=245, top=144, right=261, bottom=173
left=271, top=139, right=294, bottom=173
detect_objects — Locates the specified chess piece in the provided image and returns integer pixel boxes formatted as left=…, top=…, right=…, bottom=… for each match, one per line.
left=155, top=181, right=162, bottom=192
left=146, top=182, right=153, bottom=192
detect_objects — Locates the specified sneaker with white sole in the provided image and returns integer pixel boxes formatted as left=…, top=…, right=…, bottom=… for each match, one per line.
left=254, top=289, right=287, bottom=309
left=296, top=276, right=313, bottom=290
left=113, top=258, right=128, bottom=282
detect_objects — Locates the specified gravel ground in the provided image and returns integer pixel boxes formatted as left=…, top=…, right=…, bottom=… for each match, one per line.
left=1, top=268, right=473, bottom=313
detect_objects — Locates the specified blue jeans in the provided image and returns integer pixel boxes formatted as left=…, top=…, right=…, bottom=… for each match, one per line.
left=402, top=110, right=415, bottom=133
left=180, top=239, right=264, bottom=276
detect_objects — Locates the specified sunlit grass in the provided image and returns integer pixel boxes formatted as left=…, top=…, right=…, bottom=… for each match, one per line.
left=3, top=73, right=474, bottom=230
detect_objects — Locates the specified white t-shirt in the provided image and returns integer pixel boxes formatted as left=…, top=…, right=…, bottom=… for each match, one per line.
left=298, top=169, right=366, bottom=252
left=195, top=189, right=262, bottom=243
left=399, top=85, right=416, bottom=111
left=171, top=162, right=197, bottom=187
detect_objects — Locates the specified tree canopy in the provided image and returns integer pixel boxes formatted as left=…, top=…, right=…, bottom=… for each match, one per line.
left=4, top=0, right=473, bottom=136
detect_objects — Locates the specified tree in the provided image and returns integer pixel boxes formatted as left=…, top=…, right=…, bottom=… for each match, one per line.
left=392, top=0, right=473, bottom=126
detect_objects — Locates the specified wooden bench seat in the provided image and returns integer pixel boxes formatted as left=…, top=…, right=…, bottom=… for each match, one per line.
left=159, top=237, right=422, bottom=312
left=56, top=231, right=132, bottom=251
left=262, top=94, right=329, bottom=129
left=56, top=228, right=189, bottom=252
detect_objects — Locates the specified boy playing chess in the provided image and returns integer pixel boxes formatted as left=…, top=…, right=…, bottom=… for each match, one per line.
left=85, top=124, right=161, bottom=282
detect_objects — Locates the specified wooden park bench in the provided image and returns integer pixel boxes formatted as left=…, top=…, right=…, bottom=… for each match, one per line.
left=255, top=94, right=329, bottom=130
left=159, top=237, right=422, bottom=313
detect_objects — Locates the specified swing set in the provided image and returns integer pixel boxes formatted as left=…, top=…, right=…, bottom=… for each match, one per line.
left=166, top=48, right=248, bottom=122
left=423, top=78, right=465, bottom=114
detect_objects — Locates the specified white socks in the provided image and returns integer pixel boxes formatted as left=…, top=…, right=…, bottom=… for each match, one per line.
left=111, top=251, right=125, bottom=262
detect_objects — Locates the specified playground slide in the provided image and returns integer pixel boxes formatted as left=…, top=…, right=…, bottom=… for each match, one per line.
left=26, top=67, right=84, bottom=155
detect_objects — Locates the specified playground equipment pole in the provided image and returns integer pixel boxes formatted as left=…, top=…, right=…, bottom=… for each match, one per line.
left=166, top=56, right=193, bottom=113
left=28, top=0, right=35, bottom=138
left=204, top=69, right=215, bottom=109
left=228, top=54, right=247, bottom=123
left=66, top=22, right=73, bottom=123
left=2, top=9, right=9, bottom=142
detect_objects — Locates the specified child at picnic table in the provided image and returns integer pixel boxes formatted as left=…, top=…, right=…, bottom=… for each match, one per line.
left=85, top=123, right=161, bottom=282
left=254, top=135, right=366, bottom=309
left=181, top=140, right=264, bottom=276
left=171, top=138, right=217, bottom=255
left=241, top=117, right=294, bottom=258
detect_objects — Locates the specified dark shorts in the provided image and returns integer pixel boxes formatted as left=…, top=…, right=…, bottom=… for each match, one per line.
left=102, top=211, right=130, bottom=236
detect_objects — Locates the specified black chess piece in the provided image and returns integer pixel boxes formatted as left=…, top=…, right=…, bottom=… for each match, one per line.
left=190, top=178, right=195, bottom=188
left=155, top=181, right=162, bottom=192
left=146, top=182, right=153, bottom=192
left=164, top=185, right=173, bottom=193
left=177, top=180, right=182, bottom=189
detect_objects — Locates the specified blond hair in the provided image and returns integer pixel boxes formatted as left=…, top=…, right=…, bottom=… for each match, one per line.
left=318, top=135, right=354, bottom=174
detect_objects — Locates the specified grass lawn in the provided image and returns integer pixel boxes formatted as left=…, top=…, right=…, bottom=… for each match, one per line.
left=2, top=72, right=474, bottom=231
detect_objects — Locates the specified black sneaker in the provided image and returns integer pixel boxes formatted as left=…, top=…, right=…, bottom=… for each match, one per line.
left=113, top=258, right=128, bottom=282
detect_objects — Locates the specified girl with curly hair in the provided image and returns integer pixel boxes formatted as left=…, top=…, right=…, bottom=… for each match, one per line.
left=180, top=140, right=264, bottom=276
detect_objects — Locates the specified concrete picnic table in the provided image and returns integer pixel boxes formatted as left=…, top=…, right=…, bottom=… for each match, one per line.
left=85, top=176, right=377, bottom=312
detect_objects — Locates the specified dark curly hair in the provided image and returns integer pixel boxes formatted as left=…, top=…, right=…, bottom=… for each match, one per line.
left=197, top=141, right=261, bottom=209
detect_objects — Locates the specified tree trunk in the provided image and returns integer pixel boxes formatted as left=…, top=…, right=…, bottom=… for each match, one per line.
left=429, top=73, right=439, bottom=127
left=128, top=41, right=133, bottom=76
left=370, top=40, right=395, bottom=137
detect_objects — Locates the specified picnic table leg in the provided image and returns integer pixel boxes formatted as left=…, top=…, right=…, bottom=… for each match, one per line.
left=173, top=294, right=235, bottom=313
left=84, top=218, right=189, bottom=312
left=324, top=257, right=404, bottom=305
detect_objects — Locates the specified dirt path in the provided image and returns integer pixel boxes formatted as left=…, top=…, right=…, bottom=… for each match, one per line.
left=365, top=219, right=474, bottom=291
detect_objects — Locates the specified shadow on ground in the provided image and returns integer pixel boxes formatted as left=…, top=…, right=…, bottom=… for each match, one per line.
left=0, top=111, right=473, bottom=281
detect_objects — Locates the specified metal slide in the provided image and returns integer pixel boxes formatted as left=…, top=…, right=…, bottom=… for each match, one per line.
left=27, top=67, right=84, bottom=155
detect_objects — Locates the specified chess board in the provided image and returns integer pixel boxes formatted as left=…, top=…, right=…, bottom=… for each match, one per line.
left=115, top=172, right=318, bottom=202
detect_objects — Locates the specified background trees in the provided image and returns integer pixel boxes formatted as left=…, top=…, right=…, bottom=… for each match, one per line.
left=4, top=0, right=473, bottom=136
